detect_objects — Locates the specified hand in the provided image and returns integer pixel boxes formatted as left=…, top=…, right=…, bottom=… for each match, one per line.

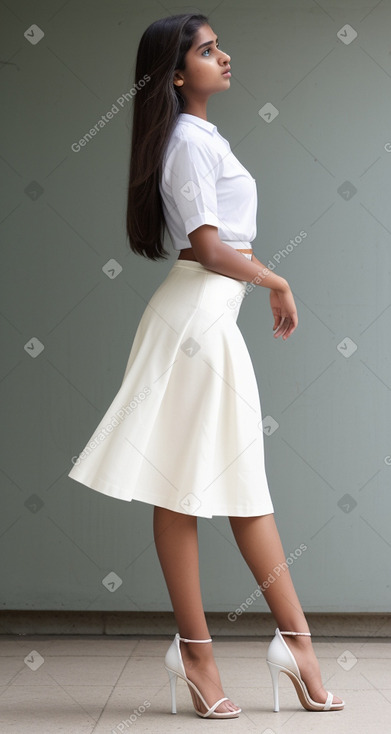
left=269, top=283, right=298, bottom=340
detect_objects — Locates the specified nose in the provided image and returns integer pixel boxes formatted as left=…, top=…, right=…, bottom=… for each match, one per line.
left=219, top=50, right=231, bottom=64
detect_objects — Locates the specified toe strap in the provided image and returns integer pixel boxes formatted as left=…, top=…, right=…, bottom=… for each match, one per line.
left=323, top=691, right=333, bottom=710
left=203, top=696, right=229, bottom=717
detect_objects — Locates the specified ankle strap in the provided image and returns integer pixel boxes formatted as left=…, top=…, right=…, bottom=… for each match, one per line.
left=179, top=636, right=212, bottom=643
left=279, top=630, right=311, bottom=636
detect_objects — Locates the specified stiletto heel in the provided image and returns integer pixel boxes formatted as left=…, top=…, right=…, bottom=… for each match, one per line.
left=266, top=628, right=345, bottom=712
left=167, top=669, right=177, bottom=714
left=266, top=660, right=281, bottom=712
left=164, top=633, right=241, bottom=718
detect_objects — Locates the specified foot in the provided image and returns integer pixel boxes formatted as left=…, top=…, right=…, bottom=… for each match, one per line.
left=282, top=634, right=343, bottom=706
left=179, top=640, right=240, bottom=716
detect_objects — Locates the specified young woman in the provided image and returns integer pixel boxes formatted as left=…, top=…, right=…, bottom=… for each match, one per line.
left=68, top=13, right=344, bottom=720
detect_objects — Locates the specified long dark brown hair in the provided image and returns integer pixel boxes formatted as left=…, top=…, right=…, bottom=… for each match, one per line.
left=126, top=14, right=209, bottom=260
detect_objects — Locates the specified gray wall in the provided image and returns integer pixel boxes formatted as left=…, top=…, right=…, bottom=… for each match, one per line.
left=1, top=0, right=390, bottom=615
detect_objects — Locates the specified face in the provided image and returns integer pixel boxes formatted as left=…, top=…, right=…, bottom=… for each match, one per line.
left=174, top=24, right=231, bottom=102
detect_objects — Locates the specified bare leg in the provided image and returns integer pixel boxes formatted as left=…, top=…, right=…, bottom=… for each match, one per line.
left=153, top=505, right=240, bottom=714
left=229, top=513, right=343, bottom=705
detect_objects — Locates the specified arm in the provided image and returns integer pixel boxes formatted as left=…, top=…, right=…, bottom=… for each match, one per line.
left=188, top=225, right=288, bottom=292
left=188, top=225, right=298, bottom=340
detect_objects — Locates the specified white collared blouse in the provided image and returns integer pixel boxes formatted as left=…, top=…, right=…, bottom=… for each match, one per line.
left=159, top=113, right=257, bottom=252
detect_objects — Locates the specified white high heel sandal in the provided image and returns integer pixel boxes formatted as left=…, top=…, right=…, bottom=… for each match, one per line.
left=266, top=628, right=345, bottom=712
left=164, top=633, right=241, bottom=719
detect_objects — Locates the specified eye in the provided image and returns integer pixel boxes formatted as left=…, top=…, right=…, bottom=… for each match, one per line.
left=202, top=42, right=220, bottom=57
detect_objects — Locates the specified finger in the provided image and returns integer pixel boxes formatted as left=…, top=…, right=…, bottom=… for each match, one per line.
left=283, top=315, right=298, bottom=339
left=273, top=318, right=288, bottom=337
left=275, top=317, right=293, bottom=338
left=272, top=312, right=281, bottom=330
left=282, top=321, right=297, bottom=340
left=273, top=315, right=284, bottom=328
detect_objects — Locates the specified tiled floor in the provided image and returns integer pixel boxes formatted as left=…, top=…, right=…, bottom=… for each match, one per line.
left=0, top=635, right=390, bottom=733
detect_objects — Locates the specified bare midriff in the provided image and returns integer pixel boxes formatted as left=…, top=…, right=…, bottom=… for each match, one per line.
left=178, top=248, right=253, bottom=261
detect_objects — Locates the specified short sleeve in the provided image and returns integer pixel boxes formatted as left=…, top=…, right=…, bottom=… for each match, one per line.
left=166, top=138, right=220, bottom=235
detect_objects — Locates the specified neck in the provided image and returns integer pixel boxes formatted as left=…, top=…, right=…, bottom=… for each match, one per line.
left=182, top=101, right=208, bottom=121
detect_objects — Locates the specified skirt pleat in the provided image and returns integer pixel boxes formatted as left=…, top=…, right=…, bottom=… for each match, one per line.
left=68, top=259, right=274, bottom=518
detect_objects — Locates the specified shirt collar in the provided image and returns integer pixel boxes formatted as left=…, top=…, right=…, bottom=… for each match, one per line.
left=178, top=113, right=217, bottom=134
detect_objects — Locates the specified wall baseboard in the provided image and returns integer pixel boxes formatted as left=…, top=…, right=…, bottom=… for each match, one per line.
left=0, top=611, right=390, bottom=637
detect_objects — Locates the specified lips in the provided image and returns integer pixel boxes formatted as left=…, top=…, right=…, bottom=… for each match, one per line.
left=222, top=67, right=231, bottom=76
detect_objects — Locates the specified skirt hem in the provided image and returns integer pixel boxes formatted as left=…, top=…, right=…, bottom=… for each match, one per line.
left=69, top=474, right=274, bottom=518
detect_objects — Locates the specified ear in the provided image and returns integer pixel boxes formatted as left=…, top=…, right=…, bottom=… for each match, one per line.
left=173, top=70, right=184, bottom=87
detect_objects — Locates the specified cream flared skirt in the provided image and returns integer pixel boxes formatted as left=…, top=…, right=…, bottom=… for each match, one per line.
left=68, top=258, right=274, bottom=518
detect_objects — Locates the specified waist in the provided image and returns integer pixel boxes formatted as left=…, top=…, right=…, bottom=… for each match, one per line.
left=178, top=240, right=252, bottom=262
left=221, top=240, right=252, bottom=251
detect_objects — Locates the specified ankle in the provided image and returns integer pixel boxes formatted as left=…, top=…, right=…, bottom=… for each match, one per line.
left=282, top=634, right=313, bottom=652
left=287, top=634, right=312, bottom=645
left=180, top=640, right=213, bottom=662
